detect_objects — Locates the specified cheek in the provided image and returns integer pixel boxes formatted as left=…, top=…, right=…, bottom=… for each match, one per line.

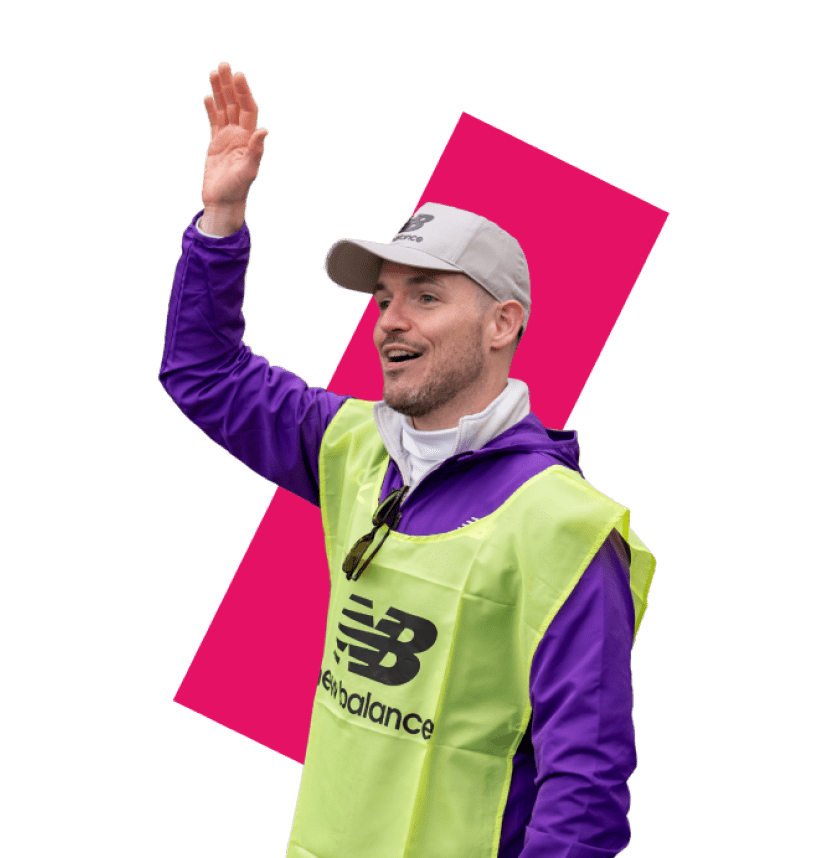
left=444, top=326, right=481, bottom=358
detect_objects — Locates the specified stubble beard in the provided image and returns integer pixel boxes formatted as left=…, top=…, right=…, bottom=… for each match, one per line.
left=383, top=330, right=487, bottom=420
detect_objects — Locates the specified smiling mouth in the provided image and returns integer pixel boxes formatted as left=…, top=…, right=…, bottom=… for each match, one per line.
left=383, top=354, right=420, bottom=373
left=383, top=348, right=422, bottom=365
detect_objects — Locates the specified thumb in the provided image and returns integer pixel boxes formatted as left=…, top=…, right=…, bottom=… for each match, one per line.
left=248, top=128, right=269, bottom=162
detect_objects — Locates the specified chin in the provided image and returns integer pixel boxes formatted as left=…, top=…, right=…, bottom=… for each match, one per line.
left=383, top=385, right=444, bottom=420
left=382, top=385, right=420, bottom=418
left=386, top=401, right=428, bottom=419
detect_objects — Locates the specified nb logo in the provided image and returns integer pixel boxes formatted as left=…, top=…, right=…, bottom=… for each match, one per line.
left=398, top=213, right=435, bottom=233
left=335, top=594, right=438, bottom=686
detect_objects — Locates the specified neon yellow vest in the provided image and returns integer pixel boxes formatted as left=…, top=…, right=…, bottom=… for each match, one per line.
left=287, top=400, right=655, bottom=858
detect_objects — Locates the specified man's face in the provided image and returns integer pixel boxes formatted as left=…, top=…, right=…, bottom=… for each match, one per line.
left=373, top=261, right=493, bottom=427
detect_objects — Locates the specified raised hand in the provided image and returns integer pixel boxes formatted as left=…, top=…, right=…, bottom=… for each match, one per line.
left=200, top=63, right=268, bottom=236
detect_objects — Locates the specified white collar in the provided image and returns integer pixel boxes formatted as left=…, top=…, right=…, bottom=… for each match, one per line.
left=373, top=379, right=530, bottom=489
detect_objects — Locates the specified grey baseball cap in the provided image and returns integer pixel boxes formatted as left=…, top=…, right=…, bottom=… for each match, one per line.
left=325, top=202, right=531, bottom=327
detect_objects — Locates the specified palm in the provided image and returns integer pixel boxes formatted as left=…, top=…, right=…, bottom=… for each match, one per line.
left=203, top=125, right=258, bottom=206
left=201, top=64, right=267, bottom=208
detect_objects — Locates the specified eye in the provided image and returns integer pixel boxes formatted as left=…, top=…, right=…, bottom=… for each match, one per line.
left=378, top=299, right=391, bottom=311
left=419, top=293, right=438, bottom=304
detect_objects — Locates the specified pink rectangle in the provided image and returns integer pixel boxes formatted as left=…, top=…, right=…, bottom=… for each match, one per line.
left=174, top=112, right=668, bottom=761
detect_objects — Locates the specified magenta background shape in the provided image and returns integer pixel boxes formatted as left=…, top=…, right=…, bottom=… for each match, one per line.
left=174, top=113, right=668, bottom=762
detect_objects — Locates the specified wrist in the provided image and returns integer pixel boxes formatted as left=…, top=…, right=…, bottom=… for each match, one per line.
left=199, top=203, right=247, bottom=237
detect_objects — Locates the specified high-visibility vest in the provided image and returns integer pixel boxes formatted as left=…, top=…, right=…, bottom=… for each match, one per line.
left=287, top=400, right=655, bottom=858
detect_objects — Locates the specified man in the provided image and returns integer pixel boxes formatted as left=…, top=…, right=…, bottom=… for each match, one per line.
left=160, top=63, right=655, bottom=858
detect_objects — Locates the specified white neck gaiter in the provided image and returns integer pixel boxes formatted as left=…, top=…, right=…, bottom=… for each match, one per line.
left=373, top=378, right=531, bottom=493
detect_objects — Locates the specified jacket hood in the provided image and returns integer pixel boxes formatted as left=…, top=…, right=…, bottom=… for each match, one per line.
left=461, top=412, right=582, bottom=475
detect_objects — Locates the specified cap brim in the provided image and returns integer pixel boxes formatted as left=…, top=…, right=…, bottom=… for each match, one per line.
left=326, top=239, right=463, bottom=294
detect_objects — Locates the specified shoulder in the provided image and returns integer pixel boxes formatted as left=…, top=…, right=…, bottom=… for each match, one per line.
left=322, top=397, right=378, bottom=442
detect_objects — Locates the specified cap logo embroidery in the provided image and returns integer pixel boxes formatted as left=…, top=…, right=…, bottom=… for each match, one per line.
left=392, top=213, right=434, bottom=243
left=398, top=214, right=434, bottom=233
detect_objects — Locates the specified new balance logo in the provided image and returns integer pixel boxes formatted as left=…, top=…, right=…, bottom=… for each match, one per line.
left=317, top=668, right=436, bottom=741
left=334, top=594, right=438, bottom=686
left=397, top=213, right=434, bottom=233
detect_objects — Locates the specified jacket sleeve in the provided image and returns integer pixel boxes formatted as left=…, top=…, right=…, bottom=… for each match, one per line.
left=159, top=212, right=349, bottom=506
left=518, top=529, right=637, bottom=857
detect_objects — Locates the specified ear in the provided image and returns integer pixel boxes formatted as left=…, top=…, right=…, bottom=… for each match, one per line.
left=489, top=300, right=524, bottom=351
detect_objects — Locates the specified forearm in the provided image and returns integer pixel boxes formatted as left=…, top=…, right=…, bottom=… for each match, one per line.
left=161, top=211, right=251, bottom=369
left=159, top=212, right=348, bottom=503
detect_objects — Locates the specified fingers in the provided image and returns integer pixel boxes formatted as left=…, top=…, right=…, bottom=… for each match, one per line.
left=203, top=95, right=219, bottom=139
left=234, top=73, right=259, bottom=132
left=207, top=63, right=259, bottom=133
left=213, top=63, right=238, bottom=126
left=209, top=69, right=227, bottom=130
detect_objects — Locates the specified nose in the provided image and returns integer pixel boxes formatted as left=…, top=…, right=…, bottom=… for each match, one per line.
left=377, top=295, right=411, bottom=333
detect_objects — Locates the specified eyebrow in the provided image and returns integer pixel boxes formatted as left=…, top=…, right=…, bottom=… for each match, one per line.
left=373, top=273, right=446, bottom=294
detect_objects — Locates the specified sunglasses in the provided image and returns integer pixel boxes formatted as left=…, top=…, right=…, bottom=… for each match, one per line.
left=342, top=486, right=409, bottom=581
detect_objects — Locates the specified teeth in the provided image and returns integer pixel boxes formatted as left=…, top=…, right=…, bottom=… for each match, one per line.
left=389, top=349, right=416, bottom=358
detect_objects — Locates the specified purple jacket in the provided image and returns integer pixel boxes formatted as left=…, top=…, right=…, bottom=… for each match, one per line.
left=160, top=213, right=637, bottom=857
